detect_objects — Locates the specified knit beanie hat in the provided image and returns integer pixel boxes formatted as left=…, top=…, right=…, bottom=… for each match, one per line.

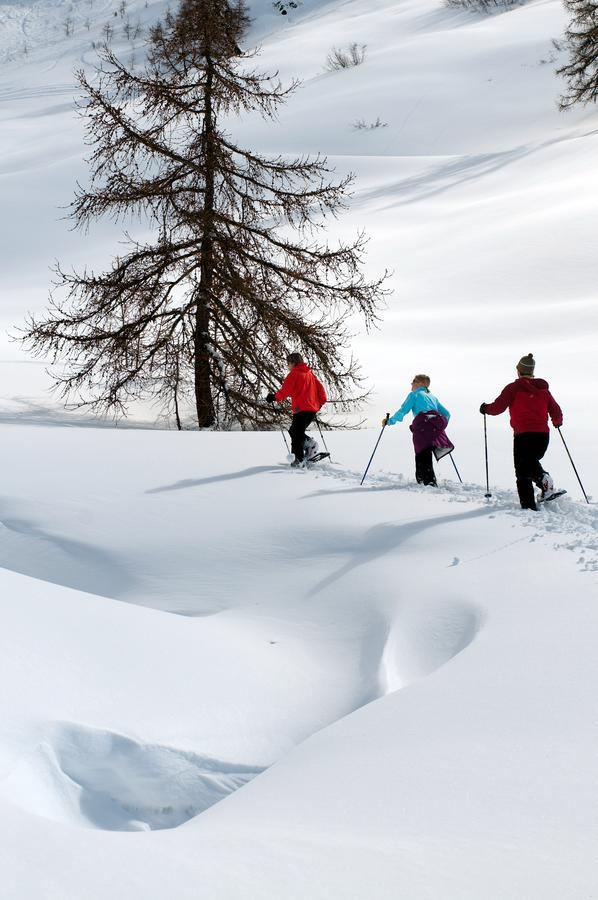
left=517, top=353, right=535, bottom=376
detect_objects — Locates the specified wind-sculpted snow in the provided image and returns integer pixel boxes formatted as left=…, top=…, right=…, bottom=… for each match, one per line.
left=0, top=428, right=596, bottom=899
left=0, top=0, right=598, bottom=889
left=380, top=598, right=480, bottom=692
left=0, top=594, right=479, bottom=831
left=1, top=723, right=264, bottom=831
left=0, top=499, right=137, bottom=598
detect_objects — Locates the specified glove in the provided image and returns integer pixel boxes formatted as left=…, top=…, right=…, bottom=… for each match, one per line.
left=479, top=403, right=487, bottom=414
left=266, top=392, right=276, bottom=404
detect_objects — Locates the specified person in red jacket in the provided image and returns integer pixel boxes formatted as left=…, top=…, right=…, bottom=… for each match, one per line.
left=266, top=353, right=327, bottom=466
left=480, top=353, right=563, bottom=510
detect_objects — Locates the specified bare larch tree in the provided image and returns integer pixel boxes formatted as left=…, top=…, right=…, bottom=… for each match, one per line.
left=23, top=0, right=387, bottom=428
left=559, top=0, right=598, bottom=108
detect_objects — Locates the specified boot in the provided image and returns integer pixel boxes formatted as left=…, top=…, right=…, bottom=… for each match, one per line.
left=517, top=478, right=537, bottom=511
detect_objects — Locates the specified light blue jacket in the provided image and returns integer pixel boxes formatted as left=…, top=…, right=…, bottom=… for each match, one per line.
left=388, top=387, right=450, bottom=425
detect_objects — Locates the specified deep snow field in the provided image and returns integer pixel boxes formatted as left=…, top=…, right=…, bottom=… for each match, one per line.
left=1, top=0, right=598, bottom=896
left=1, top=428, right=598, bottom=899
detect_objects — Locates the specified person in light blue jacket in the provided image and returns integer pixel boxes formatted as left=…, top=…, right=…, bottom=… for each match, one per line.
left=385, top=374, right=451, bottom=486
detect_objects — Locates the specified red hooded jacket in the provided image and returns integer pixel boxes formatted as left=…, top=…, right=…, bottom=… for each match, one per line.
left=275, top=363, right=327, bottom=413
left=485, top=378, right=563, bottom=434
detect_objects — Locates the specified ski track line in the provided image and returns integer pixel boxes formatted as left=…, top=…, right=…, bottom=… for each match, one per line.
left=0, top=84, right=76, bottom=101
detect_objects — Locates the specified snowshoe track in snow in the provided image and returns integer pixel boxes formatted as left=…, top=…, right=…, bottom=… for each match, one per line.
left=303, top=464, right=598, bottom=572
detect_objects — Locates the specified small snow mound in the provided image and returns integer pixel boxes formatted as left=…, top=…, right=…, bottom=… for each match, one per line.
left=380, top=599, right=480, bottom=692
left=1, top=723, right=263, bottom=831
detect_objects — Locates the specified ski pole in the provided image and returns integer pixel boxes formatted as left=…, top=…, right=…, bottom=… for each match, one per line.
left=449, top=453, right=463, bottom=484
left=315, top=417, right=331, bottom=459
left=483, top=413, right=492, bottom=499
left=280, top=426, right=290, bottom=454
left=360, top=414, right=389, bottom=486
left=266, top=389, right=291, bottom=456
left=557, top=426, right=589, bottom=504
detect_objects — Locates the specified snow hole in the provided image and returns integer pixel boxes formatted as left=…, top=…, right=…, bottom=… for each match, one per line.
left=1, top=723, right=263, bottom=831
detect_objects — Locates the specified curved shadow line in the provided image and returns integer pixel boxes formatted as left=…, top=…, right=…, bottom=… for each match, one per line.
left=146, top=465, right=283, bottom=494
left=301, top=484, right=411, bottom=499
left=0, top=513, right=136, bottom=597
left=356, top=128, right=598, bottom=213
left=309, top=507, right=494, bottom=596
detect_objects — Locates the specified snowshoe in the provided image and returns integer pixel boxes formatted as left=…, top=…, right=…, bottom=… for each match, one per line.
left=305, top=452, right=330, bottom=464
left=539, top=489, right=567, bottom=503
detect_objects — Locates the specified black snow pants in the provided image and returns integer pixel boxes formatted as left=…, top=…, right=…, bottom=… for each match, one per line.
left=289, top=411, right=316, bottom=462
left=415, top=447, right=437, bottom=487
left=513, top=432, right=550, bottom=510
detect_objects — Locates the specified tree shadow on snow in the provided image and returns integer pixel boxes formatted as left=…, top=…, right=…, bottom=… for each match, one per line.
left=355, top=129, right=598, bottom=213
left=309, top=507, right=494, bottom=595
left=0, top=510, right=136, bottom=598
left=0, top=397, right=154, bottom=430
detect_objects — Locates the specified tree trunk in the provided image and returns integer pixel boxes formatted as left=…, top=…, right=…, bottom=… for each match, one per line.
left=194, top=301, right=215, bottom=427
left=194, top=57, right=217, bottom=428
left=173, top=355, right=183, bottom=431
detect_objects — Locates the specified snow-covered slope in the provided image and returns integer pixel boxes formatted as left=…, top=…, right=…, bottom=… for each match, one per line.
left=1, top=0, right=598, bottom=896
left=0, top=428, right=597, bottom=899
left=1, top=0, right=598, bottom=434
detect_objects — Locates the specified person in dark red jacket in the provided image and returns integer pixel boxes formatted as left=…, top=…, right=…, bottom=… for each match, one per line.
left=480, top=353, right=563, bottom=510
left=266, top=353, right=327, bottom=465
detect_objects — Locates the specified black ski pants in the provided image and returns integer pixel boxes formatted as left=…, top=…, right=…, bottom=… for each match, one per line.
left=415, top=447, right=437, bottom=487
left=513, top=432, right=550, bottom=510
left=289, top=411, right=316, bottom=461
